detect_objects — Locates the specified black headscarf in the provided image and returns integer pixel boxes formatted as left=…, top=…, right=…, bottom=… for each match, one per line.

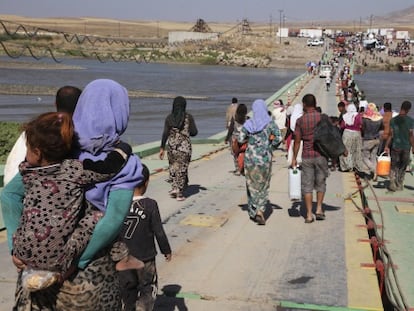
left=170, top=96, right=187, bottom=129
left=234, top=103, right=247, bottom=124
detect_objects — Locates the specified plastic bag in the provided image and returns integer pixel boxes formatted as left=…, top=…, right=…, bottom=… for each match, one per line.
left=22, top=268, right=60, bottom=291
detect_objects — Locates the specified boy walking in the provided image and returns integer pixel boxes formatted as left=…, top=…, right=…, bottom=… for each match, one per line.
left=114, top=164, right=172, bottom=311
left=325, top=75, right=331, bottom=91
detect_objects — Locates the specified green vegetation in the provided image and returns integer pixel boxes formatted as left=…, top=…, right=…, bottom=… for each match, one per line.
left=200, top=56, right=217, bottom=65
left=0, top=33, right=26, bottom=41
left=0, top=122, right=22, bottom=163
left=32, top=35, right=54, bottom=42
left=401, top=56, right=413, bottom=64
left=64, top=49, right=85, bottom=57
left=0, top=33, right=54, bottom=42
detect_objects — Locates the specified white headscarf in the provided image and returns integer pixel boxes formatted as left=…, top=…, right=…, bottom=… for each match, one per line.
left=290, top=103, right=303, bottom=132
left=342, top=103, right=358, bottom=126
left=272, top=100, right=287, bottom=130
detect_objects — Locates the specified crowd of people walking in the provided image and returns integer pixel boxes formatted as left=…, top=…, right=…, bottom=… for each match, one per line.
left=225, top=58, right=414, bottom=226
left=1, top=65, right=413, bottom=310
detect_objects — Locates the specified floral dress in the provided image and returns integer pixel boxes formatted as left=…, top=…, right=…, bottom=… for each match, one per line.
left=239, top=121, right=281, bottom=218
left=167, top=115, right=193, bottom=194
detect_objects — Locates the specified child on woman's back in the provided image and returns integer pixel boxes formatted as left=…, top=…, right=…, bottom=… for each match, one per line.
left=13, top=112, right=143, bottom=291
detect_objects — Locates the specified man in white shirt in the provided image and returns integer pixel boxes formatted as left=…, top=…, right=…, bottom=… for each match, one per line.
left=3, top=86, right=82, bottom=185
left=225, top=97, right=238, bottom=129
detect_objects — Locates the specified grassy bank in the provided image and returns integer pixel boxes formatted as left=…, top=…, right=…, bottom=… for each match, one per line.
left=0, top=122, right=21, bottom=163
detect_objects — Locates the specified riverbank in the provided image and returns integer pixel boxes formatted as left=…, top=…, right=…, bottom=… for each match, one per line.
left=0, top=37, right=409, bottom=74
left=0, top=36, right=323, bottom=70
left=1, top=15, right=411, bottom=71
left=0, top=82, right=208, bottom=99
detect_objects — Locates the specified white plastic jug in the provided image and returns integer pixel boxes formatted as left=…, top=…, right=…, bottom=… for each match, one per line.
left=288, top=167, right=301, bottom=200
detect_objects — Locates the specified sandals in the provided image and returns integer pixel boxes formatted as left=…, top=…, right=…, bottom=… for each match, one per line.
left=255, top=211, right=266, bottom=225
left=168, top=189, right=178, bottom=198
left=315, top=213, right=326, bottom=221
left=170, top=189, right=186, bottom=201
left=176, top=195, right=186, bottom=201
left=305, top=218, right=315, bottom=224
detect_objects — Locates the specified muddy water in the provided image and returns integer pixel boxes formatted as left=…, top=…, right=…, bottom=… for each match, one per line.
left=0, top=57, right=302, bottom=145
left=1, top=56, right=413, bottom=145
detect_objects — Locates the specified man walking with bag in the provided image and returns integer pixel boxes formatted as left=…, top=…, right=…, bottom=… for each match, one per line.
left=291, top=94, right=329, bottom=223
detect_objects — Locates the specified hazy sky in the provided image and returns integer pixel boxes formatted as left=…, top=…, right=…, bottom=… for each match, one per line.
left=0, top=0, right=412, bottom=23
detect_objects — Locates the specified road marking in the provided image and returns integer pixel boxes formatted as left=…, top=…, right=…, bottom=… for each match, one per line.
left=395, top=204, right=414, bottom=214
left=179, top=215, right=228, bottom=227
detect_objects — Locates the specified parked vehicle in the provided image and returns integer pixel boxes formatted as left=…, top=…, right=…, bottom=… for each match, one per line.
left=307, top=38, right=324, bottom=46
left=319, top=65, right=332, bottom=78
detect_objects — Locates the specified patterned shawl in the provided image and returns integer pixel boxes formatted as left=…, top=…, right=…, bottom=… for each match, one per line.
left=363, top=103, right=383, bottom=121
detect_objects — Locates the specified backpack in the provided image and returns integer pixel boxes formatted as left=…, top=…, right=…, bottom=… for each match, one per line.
left=314, top=114, right=346, bottom=159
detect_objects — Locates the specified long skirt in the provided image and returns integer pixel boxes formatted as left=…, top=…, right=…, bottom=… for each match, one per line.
left=362, top=138, right=380, bottom=174
left=339, top=130, right=365, bottom=172
left=14, top=251, right=121, bottom=311
left=245, top=161, right=272, bottom=218
left=167, top=149, right=191, bottom=193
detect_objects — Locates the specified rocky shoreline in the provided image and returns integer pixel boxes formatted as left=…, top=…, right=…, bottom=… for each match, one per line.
left=0, top=82, right=208, bottom=99
left=0, top=36, right=407, bottom=98
left=0, top=14, right=411, bottom=74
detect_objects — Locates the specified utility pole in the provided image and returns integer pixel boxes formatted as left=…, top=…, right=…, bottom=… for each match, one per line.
left=369, top=14, right=374, bottom=33
left=278, top=9, right=283, bottom=44
left=269, top=14, right=273, bottom=37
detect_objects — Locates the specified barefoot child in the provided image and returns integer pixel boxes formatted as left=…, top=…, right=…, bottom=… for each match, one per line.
left=112, top=164, right=172, bottom=311
left=13, top=112, right=144, bottom=291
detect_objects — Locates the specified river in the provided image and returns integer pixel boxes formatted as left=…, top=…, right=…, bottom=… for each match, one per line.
left=0, top=57, right=302, bottom=145
left=0, top=57, right=413, bottom=145
left=354, top=71, right=414, bottom=116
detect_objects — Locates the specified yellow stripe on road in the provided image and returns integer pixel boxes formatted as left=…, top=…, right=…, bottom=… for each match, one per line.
left=343, top=173, right=383, bottom=311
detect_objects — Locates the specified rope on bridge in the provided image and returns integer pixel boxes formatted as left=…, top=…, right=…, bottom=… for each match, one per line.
left=346, top=174, right=409, bottom=311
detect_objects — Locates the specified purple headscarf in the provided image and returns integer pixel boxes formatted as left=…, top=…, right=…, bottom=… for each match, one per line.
left=73, top=79, right=143, bottom=211
left=243, top=99, right=271, bottom=133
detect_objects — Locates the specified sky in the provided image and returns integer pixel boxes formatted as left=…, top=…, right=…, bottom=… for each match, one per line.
left=0, top=0, right=413, bottom=23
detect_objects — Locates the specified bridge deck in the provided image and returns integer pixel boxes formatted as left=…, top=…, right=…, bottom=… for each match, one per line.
left=0, top=72, right=412, bottom=310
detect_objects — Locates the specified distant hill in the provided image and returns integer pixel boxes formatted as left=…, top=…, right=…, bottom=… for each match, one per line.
left=378, top=5, right=414, bottom=25
left=283, top=6, right=414, bottom=33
